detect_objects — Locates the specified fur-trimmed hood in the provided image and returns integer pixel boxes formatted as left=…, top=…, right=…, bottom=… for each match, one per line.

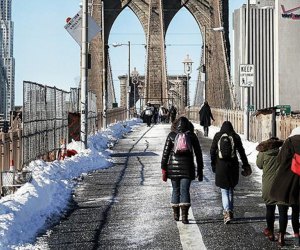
left=256, top=137, right=284, bottom=152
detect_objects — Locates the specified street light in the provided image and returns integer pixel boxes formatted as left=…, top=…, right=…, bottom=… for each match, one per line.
left=202, top=26, right=224, bottom=103
left=112, top=41, right=130, bottom=119
left=182, top=54, right=193, bottom=107
left=131, top=67, right=139, bottom=117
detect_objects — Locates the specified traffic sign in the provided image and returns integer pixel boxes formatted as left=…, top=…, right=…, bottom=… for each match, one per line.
left=248, top=104, right=255, bottom=112
left=239, top=64, right=255, bottom=87
left=276, top=105, right=291, bottom=115
left=64, top=11, right=101, bottom=46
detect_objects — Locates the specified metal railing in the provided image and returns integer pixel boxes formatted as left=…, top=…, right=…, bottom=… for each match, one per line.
left=0, top=81, right=128, bottom=196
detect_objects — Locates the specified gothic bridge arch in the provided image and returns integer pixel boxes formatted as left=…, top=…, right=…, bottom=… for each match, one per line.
left=88, top=0, right=232, bottom=114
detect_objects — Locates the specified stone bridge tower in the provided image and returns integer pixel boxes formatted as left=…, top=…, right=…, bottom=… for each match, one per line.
left=88, top=0, right=232, bottom=115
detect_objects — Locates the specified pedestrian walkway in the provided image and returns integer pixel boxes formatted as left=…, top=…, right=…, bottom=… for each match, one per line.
left=33, top=123, right=297, bottom=249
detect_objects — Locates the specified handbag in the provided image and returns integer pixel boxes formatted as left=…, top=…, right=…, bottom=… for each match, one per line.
left=291, top=153, right=300, bottom=176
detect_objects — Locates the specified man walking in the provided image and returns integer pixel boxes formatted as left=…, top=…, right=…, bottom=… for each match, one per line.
left=199, top=101, right=214, bottom=137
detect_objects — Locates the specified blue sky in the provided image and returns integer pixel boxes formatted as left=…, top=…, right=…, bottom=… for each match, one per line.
left=12, top=0, right=246, bottom=106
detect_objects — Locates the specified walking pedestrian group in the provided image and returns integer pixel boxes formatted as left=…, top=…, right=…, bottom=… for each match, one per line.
left=160, top=113, right=300, bottom=247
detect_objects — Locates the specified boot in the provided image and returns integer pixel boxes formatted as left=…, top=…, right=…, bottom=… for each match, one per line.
left=180, top=205, right=190, bottom=224
left=172, top=206, right=180, bottom=221
left=277, top=232, right=285, bottom=247
left=223, top=211, right=231, bottom=224
left=263, top=228, right=275, bottom=241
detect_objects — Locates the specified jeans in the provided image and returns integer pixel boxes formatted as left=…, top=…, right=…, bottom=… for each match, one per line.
left=221, top=188, right=234, bottom=212
left=171, top=178, right=191, bottom=205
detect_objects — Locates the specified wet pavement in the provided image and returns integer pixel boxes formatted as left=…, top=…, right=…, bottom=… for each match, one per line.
left=33, top=123, right=299, bottom=249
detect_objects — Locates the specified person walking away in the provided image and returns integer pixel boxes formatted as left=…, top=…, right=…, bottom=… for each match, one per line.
left=210, top=121, right=252, bottom=224
left=169, top=105, right=177, bottom=123
left=161, top=116, right=204, bottom=224
left=144, top=102, right=154, bottom=127
left=199, top=101, right=214, bottom=137
left=270, top=127, right=300, bottom=247
left=153, top=106, right=159, bottom=124
left=256, top=137, right=284, bottom=241
left=159, top=106, right=166, bottom=123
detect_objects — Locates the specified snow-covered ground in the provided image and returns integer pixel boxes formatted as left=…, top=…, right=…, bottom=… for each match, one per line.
left=0, top=119, right=142, bottom=249
left=0, top=119, right=286, bottom=249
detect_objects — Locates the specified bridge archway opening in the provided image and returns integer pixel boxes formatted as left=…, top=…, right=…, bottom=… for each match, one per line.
left=108, top=7, right=146, bottom=111
left=165, top=7, right=202, bottom=108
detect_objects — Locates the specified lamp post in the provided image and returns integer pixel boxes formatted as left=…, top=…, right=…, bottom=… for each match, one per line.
left=202, top=26, right=224, bottom=103
left=182, top=54, right=193, bottom=107
left=137, top=83, right=144, bottom=115
left=131, top=67, right=139, bottom=117
left=112, top=41, right=130, bottom=119
left=244, top=0, right=250, bottom=141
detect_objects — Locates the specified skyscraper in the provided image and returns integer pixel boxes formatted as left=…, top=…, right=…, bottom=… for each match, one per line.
left=232, top=1, right=275, bottom=110
left=0, top=0, right=15, bottom=120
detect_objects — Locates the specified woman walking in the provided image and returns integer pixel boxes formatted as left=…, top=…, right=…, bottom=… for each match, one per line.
left=256, top=137, right=284, bottom=241
left=210, top=121, right=252, bottom=224
left=161, top=116, right=204, bottom=224
left=270, top=127, right=300, bottom=247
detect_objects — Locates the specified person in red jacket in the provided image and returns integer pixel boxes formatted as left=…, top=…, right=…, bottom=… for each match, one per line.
left=161, top=116, right=204, bottom=224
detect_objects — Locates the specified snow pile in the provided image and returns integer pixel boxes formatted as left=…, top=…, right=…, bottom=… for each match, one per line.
left=0, top=119, right=142, bottom=249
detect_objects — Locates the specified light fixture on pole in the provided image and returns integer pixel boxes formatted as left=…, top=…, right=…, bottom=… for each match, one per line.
left=112, top=41, right=131, bottom=119
left=131, top=67, right=139, bottom=117
left=182, top=54, right=193, bottom=107
left=202, top=26, right=224, bottom=103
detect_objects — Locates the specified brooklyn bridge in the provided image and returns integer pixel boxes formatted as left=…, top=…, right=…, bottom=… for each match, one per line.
left=88, top=0, right=233, bottom=120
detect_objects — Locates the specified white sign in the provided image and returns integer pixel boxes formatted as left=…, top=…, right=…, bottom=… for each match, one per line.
left=64, top=11, right=101, bottom=46
left=239, top=64, right=255, bottom=87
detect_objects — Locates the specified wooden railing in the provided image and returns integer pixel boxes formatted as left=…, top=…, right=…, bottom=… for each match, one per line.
left=186, top=106, right=300, bottom=142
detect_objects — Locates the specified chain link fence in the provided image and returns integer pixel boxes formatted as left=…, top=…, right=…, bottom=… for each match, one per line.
left=22, top=82, right=98, bottom=167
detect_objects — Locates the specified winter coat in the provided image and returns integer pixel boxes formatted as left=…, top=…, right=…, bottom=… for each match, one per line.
left=210, top=121, right=249, bottom=189
left=256, top=138, right=284, bottom=205
left=161, top=116, right=203, bottom=180
left=199, top=103, right=214, bottom=127
left=270, top=133, right=300, bottom=205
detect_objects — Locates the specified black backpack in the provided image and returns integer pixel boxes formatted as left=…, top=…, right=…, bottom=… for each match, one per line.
left=218, top=133, right=235, bottom=159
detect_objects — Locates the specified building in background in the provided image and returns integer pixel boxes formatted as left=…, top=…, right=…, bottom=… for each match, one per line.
left=274, top=0, right=300, bottom=111
left=0, top=0, right=15, bottom=120
left=232, top=0, right=275, bottom=110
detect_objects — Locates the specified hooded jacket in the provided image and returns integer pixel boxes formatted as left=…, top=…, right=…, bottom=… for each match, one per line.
left=161, top=116, right=203, bottom=180
left=210, top=121, right=249, bottom=188
left=270, top=127, right=300, bottom=205
left=256, top=137, right=284, bottom=204
left=199, top=102, right=214, bottom=127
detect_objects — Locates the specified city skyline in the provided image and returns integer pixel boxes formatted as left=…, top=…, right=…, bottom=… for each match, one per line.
left=12, top=0, right=246, bottom=106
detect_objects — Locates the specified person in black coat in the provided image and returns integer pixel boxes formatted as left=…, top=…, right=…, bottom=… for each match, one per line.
left=161, top=116, right=204, bottom=224
left=210, top=121, right=251, bottom=224
left=270, top=127, right=300, bottom=247
left=199, top=101, right=214, bottom=137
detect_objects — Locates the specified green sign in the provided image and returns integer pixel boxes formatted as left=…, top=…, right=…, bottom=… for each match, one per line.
left=276, top=105, right=291, bottom=115
left=248, top=105, right=255, bottom=112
